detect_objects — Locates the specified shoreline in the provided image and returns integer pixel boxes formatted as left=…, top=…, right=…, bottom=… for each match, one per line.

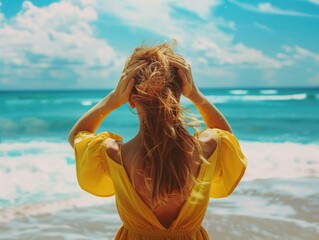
left=1, top=178, right=318, bottom=239
left=1, top=86, right=319, bottom=93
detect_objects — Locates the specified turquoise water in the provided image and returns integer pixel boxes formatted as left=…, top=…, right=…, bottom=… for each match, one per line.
left=0, top=88, right=318, bottom=239
left=1, top=87, right=318, bottom=207
left=1, top=87, right=319, bottom=143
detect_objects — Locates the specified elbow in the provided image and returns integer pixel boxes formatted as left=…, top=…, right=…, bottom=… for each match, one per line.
left=220, top=123, right=233, bottom=134
left=226, top=126, right=233, bottom=134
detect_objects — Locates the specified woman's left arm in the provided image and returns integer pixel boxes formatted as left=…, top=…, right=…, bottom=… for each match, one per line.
left=68, top=61, right=147, bottom=148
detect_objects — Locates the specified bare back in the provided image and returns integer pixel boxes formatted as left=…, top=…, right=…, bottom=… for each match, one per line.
left=106, top=129, right=218, bottom=228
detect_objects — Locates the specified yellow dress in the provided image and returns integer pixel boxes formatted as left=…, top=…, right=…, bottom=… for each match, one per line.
left=73, top=128, right=247, bottom=239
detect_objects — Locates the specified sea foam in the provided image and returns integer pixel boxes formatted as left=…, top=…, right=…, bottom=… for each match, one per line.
left=229, top=90, right=249, bottom=95
left=204, top=93, right=308, bottom=103
left=0, top=140, right=318, bottom=209
left=241, top=141, right=319, bottom=180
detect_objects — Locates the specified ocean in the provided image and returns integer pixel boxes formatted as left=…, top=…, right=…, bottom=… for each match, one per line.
left=0, top=88, right=318, bottom=239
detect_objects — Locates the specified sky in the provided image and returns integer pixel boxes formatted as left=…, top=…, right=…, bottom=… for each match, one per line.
left=0, top=0, right=319, bottom=90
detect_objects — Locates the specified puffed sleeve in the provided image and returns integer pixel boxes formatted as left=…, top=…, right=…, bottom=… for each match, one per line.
left=73, top=130, right=123, bottom=197
left=210, top=129, right=247, bottom=198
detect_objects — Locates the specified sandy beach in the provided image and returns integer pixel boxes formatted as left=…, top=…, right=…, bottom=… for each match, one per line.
left=1, top=178, right=318, bottom=240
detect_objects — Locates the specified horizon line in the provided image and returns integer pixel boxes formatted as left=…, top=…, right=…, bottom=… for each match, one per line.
left=1, top=86, right=319, bottom=92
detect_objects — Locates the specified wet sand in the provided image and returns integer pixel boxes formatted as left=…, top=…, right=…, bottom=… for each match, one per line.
left=1, top=178, right=318, bottom=240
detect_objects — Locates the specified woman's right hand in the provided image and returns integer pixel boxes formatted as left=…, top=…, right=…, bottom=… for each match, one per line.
left=168, top=55, right=200, bottom=100
left=110, top=61, right=148, bottom=109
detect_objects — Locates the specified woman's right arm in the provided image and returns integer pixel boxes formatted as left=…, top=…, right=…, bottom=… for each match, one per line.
left=168, top=55, right=232, bottom=133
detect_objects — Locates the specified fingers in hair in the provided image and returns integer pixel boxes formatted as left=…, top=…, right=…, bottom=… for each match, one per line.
left=177, top=69, right=190, bottom=85
left=123, top=78, right=135, bottom=96
left=122, top=62, right=148, bottom=80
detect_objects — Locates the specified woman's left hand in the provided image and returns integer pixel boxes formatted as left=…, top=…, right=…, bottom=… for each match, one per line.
left=109, top=61, right=148, bottom=109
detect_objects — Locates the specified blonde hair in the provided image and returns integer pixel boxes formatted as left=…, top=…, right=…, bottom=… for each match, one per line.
left=124, top=42, right=204, bottom=208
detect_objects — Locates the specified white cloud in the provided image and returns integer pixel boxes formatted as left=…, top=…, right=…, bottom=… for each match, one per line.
left=193, top=37, right=290, bottom=69
left=258, top=2, right=307, bottom=16
left=0, top=0, right=118, bottom=88
left=308, top=0, right=319, bottom=5
left=1, top=0, right=318, bottom=89
left=0, top=0, right=114, bottom=66
left=282, top=45, right=292, bottom=53
left=282, top=45, right=319, bottom=62
left=96, top=0, right=181, bottom=42
left=273, top=45, right=319, bottom=73
left=173, top=0, right=222, bottom=19
left=97, top=1, right=316, bottom=75
left=95, top=0, right=225, bottom=44
left=96, top=0, right=284, bottom=70
left=254, top=22, right=273, bottom=33
left=2, top=0, right=229, bottom=89
left=293, top=46, right=319, bottom=61
left=230, top=0, right=319, bottom=18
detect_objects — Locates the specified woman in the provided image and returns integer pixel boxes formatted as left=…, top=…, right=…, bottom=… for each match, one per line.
left=68, top=43, right=247, bottom=239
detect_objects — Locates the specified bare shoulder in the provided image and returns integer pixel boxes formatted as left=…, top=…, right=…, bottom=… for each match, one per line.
left=105, top=138, right=122, bottom=164
left=198, top=129, right=219, bottom=158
